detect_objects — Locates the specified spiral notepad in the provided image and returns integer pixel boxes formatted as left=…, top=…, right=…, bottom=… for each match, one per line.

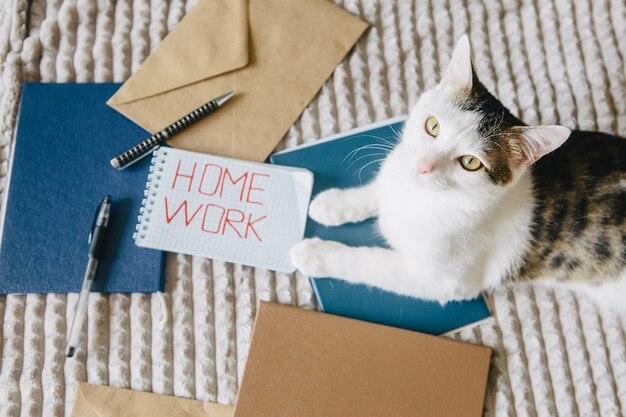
left=135, top=147, right=313, bottom=272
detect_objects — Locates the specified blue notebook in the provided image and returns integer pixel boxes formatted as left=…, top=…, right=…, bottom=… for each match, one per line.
left=270, top=117, right=491, bottom=335
left=0, top=83, right=165, bottom=293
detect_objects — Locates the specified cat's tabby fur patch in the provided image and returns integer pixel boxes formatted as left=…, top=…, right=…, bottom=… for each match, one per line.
left=455, top=72, right=626, bottom=285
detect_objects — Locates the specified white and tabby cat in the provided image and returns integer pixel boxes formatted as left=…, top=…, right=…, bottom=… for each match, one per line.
left=290, top=36, right=626, bottom=314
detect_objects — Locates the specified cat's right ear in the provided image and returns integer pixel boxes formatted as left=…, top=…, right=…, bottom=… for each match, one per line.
left=440, top=35, right=473, bottom=91
left=511, top=125, right=571, bottom=166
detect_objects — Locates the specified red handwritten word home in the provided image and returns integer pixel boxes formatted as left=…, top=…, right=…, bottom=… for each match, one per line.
left=164, top=160, right=269, bottom=241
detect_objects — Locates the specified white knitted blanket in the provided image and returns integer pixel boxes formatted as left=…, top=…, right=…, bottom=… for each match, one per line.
left=1, top=0, right=625, bottom=416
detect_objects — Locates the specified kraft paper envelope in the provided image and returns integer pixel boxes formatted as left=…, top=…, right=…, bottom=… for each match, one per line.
left=71, top=383, right=233, bottom=417
left=108, top=0, right=368, bottom=162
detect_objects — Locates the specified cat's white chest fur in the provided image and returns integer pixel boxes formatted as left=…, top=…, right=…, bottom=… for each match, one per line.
left=293, top=153, right=537, bottom=304
left=375, top=156, right=536, bottom=297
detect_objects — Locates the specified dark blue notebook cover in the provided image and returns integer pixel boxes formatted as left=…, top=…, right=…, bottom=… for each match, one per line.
left=0, top=83, right=165, bottom=293
left=270, top=117, right=491, bottom=335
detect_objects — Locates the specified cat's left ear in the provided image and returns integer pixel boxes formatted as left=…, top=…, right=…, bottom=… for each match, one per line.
left=441, top=35, right=473, bottom=90
left=511, top=125, right=571, bottom=166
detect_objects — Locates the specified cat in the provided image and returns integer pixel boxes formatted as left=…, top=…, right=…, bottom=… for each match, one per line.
left=290, top=35, right=626, bottom=314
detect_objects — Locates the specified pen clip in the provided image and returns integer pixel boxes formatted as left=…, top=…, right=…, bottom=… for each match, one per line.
left=88, top=200, right=103, bottom=244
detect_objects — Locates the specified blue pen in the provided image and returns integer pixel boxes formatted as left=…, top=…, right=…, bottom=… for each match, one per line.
left=66, top=196, right=112, bottom=358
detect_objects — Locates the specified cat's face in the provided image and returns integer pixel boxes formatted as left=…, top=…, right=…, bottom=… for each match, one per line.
left=390, top=36, right=570, bottom=196
left=395, top=86, right=495, bottom=193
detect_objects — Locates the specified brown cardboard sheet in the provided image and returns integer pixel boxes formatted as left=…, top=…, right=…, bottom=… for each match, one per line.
left=234, top=302, right=491, bottom=417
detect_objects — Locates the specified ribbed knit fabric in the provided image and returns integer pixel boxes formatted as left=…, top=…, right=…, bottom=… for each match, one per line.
left=1, top=1, right=625, bottom=416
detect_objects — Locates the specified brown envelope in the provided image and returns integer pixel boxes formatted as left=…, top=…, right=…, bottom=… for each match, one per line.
left=70, top=383, right=233, bottom=417
left=107, top=0, right=368, bottom=162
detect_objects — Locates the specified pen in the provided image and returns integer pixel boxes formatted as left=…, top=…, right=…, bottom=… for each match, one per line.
left=110, top=91, right=235, bottom=170
left=66, top=196, right=112, bottom=358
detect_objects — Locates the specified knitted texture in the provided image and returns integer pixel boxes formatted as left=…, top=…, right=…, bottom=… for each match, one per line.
left=1, top=1, right=626, bottom=416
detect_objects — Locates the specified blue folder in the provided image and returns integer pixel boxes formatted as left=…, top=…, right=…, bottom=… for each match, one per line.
left=270, top=117, right=491, bottom=334
left=0, top=83, right=165, bottom=293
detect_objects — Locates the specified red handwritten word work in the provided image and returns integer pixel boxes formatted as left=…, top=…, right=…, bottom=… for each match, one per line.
left=164, top=160, right=270, bottom=241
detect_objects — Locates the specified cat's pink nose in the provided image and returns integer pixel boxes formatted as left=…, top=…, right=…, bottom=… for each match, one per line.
left=417, top=159, right=435, bottom=174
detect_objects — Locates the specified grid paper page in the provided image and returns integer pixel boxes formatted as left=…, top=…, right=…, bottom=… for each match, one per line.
left=135, top=147, right=313, bottom=272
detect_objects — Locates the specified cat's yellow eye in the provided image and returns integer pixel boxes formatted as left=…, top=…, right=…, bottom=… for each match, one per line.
left=459, top=155, right=483, bottom=171
left=425, top=116, right=440, bottom=138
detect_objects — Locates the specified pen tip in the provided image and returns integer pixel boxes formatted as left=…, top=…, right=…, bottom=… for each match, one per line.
left=110, top=158, right=120, bottom=169
left=215, top=91, right=235, bottom=107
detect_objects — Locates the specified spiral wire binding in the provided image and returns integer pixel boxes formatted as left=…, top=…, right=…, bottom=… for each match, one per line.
left=134, top=147, right=169, bottom=242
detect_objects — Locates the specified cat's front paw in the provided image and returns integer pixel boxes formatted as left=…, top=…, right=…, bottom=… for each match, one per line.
left=290, top=238, right=340, bottom=277
left=309, top=189, right=364, bottom=227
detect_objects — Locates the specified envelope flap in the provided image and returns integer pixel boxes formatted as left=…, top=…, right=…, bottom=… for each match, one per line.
left=70, top=384, right=103, bottom=417
left=72, top=383, right=234, bottom=417
left=108, top=0, right=248, bottom=105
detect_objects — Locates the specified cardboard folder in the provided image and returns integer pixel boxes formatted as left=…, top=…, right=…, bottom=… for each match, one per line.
left=108, top=0, right=368, bottom=162
left=234, top=302, right=492, bottom=417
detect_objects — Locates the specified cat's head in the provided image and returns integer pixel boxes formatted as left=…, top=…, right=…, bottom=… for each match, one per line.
left=392, top=36, right=570, bottom=195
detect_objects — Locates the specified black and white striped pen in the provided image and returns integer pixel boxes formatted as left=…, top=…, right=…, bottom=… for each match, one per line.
left=110, top=91, right=235, bottom=170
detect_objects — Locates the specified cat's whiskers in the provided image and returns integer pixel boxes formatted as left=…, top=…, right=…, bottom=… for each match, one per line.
left=342, top=137, right=397, bottom=167
left=355, top=157, right=386, bottom=182
left=386, top=125, right=405, bottom=144
left=357, top=133, right=401, bottom=147
left=347, top=152, right=389, bottom=170
left=395, top=100, right=410, bottom=113
left=342, top=145, right=394, bottom=168
left=347, top=143, right=396, bottom=154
